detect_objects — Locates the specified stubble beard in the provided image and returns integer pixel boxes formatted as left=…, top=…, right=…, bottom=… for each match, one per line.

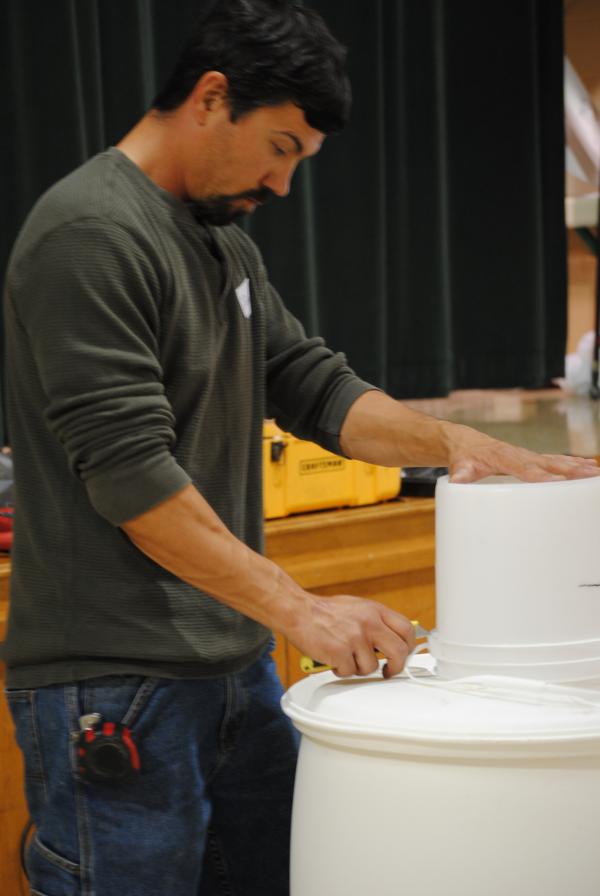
left=186, top=186, right=276, bottom=226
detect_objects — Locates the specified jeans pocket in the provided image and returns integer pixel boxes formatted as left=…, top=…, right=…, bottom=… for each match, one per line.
left=6, top=690, right=48, bottom=819
left=27, top=833, right=80, bottom=896
left=79, top=675, right=160, bottom=729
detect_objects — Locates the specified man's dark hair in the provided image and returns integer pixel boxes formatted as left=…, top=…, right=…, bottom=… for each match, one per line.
left=152, top=0, right=351, bottom=134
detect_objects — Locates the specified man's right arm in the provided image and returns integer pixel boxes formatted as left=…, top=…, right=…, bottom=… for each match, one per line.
left=121, top=482, right=416, bottom=678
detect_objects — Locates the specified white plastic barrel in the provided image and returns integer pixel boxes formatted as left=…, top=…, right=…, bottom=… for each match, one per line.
left=430, top=475, right=600, bottom=682
left=282, top=659, right=600, bottom=896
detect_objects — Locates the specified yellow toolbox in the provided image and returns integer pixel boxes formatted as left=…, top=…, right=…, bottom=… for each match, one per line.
left=263, top=421, right=401, bottom=519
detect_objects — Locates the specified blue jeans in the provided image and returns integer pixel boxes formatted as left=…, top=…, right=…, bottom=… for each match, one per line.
left=6, top=644, right=299, bottom=895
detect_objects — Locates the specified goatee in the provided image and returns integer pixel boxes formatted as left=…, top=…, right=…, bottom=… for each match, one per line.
left=186, top=186, right=275, bottom=226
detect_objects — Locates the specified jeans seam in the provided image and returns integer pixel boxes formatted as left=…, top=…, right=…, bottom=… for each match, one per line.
left=203, top=679, right=228, bottom=784
left=65, top=685, right=94, bottom=896
left=220, top=676, right=236, bottom=755
left=207, top=673, right=250, bottom=788
left=30, top=692, right=49, bottom=806
left=33, top=833, right=81, bottom=876
left=206, top=828, right=235, bottom=896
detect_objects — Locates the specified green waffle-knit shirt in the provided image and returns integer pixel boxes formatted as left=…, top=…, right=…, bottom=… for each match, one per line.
left=2, top=148, right=373, bottom=688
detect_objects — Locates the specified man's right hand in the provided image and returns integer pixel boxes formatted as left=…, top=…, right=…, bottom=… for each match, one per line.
left=283, top=593, right=416, bottom=679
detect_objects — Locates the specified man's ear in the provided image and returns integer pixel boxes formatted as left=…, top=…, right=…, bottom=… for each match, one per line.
left=190, top=71, right=229, bottom=124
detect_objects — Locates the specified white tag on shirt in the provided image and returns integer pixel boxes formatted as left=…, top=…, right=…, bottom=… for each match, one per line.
left=235, top=278, right=252, bottom=318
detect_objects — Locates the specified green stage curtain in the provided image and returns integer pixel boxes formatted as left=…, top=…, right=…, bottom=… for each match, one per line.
left=1, top=0, right=567, bottom=449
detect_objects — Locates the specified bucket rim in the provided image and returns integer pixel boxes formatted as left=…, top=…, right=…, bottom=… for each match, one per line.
left=435, top=474, right=600, bottom=491
left=282, top=661, right=600, bottom=758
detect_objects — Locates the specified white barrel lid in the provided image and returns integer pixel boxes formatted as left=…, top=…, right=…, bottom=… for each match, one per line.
left=282, top=658, right=600, bottom=759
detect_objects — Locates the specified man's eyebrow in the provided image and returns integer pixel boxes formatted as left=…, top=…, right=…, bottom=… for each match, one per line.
left=273, top=130, right=304, bottom=154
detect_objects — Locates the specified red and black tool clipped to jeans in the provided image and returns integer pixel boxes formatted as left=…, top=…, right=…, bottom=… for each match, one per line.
left=77, top=715, right=141, bottom=783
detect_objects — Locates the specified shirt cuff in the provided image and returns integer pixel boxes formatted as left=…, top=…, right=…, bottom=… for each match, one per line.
left=314, top=380, right=381, bottom=456
left=85, top=452, right=192, bottom=525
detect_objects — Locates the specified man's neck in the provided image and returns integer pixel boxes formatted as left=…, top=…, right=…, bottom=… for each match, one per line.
left=117, top=111, right=187, bottom=199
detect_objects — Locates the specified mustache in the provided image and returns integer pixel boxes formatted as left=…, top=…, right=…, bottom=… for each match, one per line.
left=229, top=186, right=276, bottom=204
left=185, top=186, right=277, bottom=226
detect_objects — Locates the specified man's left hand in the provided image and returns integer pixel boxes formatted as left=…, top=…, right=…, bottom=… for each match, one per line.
left=446, top=423, right=600, bottom=484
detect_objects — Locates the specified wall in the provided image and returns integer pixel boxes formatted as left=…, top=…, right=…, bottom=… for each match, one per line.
left=565, top=0, right=600, bottom=354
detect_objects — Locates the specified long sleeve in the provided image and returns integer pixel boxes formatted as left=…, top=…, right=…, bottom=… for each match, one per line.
left=6, top=218, right=190, bottom=524
left=264, top=282, right=376, bottom=455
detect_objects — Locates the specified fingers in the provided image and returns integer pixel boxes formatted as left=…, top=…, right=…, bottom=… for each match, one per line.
left=450, top=449, right=600, bottom=484
left=539, top=454, right=600, bottom=480
left=330, top=643, right=379, bottom=678
left=449, top=461, right=478, bottom=483
left=330, top=609, right=415, bottom=679
left=379, top=607, right=416, bottom=651
left=514, top=455, right=599, bottom=483
left=303, top=597, right=416, bottom=680
left=377, top=608, right=416, bottom=678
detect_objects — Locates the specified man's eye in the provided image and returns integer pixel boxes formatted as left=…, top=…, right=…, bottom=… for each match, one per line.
left=272, top=143, right=286, bottom=157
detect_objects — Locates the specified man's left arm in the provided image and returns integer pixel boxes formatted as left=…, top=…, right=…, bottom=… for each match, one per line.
left=339, top=390, right=600, bottom=483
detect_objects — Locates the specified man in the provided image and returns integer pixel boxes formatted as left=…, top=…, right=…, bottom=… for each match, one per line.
left=3, top=1, right=597, bottom=894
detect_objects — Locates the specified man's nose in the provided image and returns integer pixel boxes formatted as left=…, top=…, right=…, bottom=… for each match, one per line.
left=262, top=168, right=293, bottom=198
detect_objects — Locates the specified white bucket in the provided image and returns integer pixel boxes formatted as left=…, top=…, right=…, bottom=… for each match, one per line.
left=431, top=474, right=600, bottom=682
left=282, top=658, right=600, bottom=896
